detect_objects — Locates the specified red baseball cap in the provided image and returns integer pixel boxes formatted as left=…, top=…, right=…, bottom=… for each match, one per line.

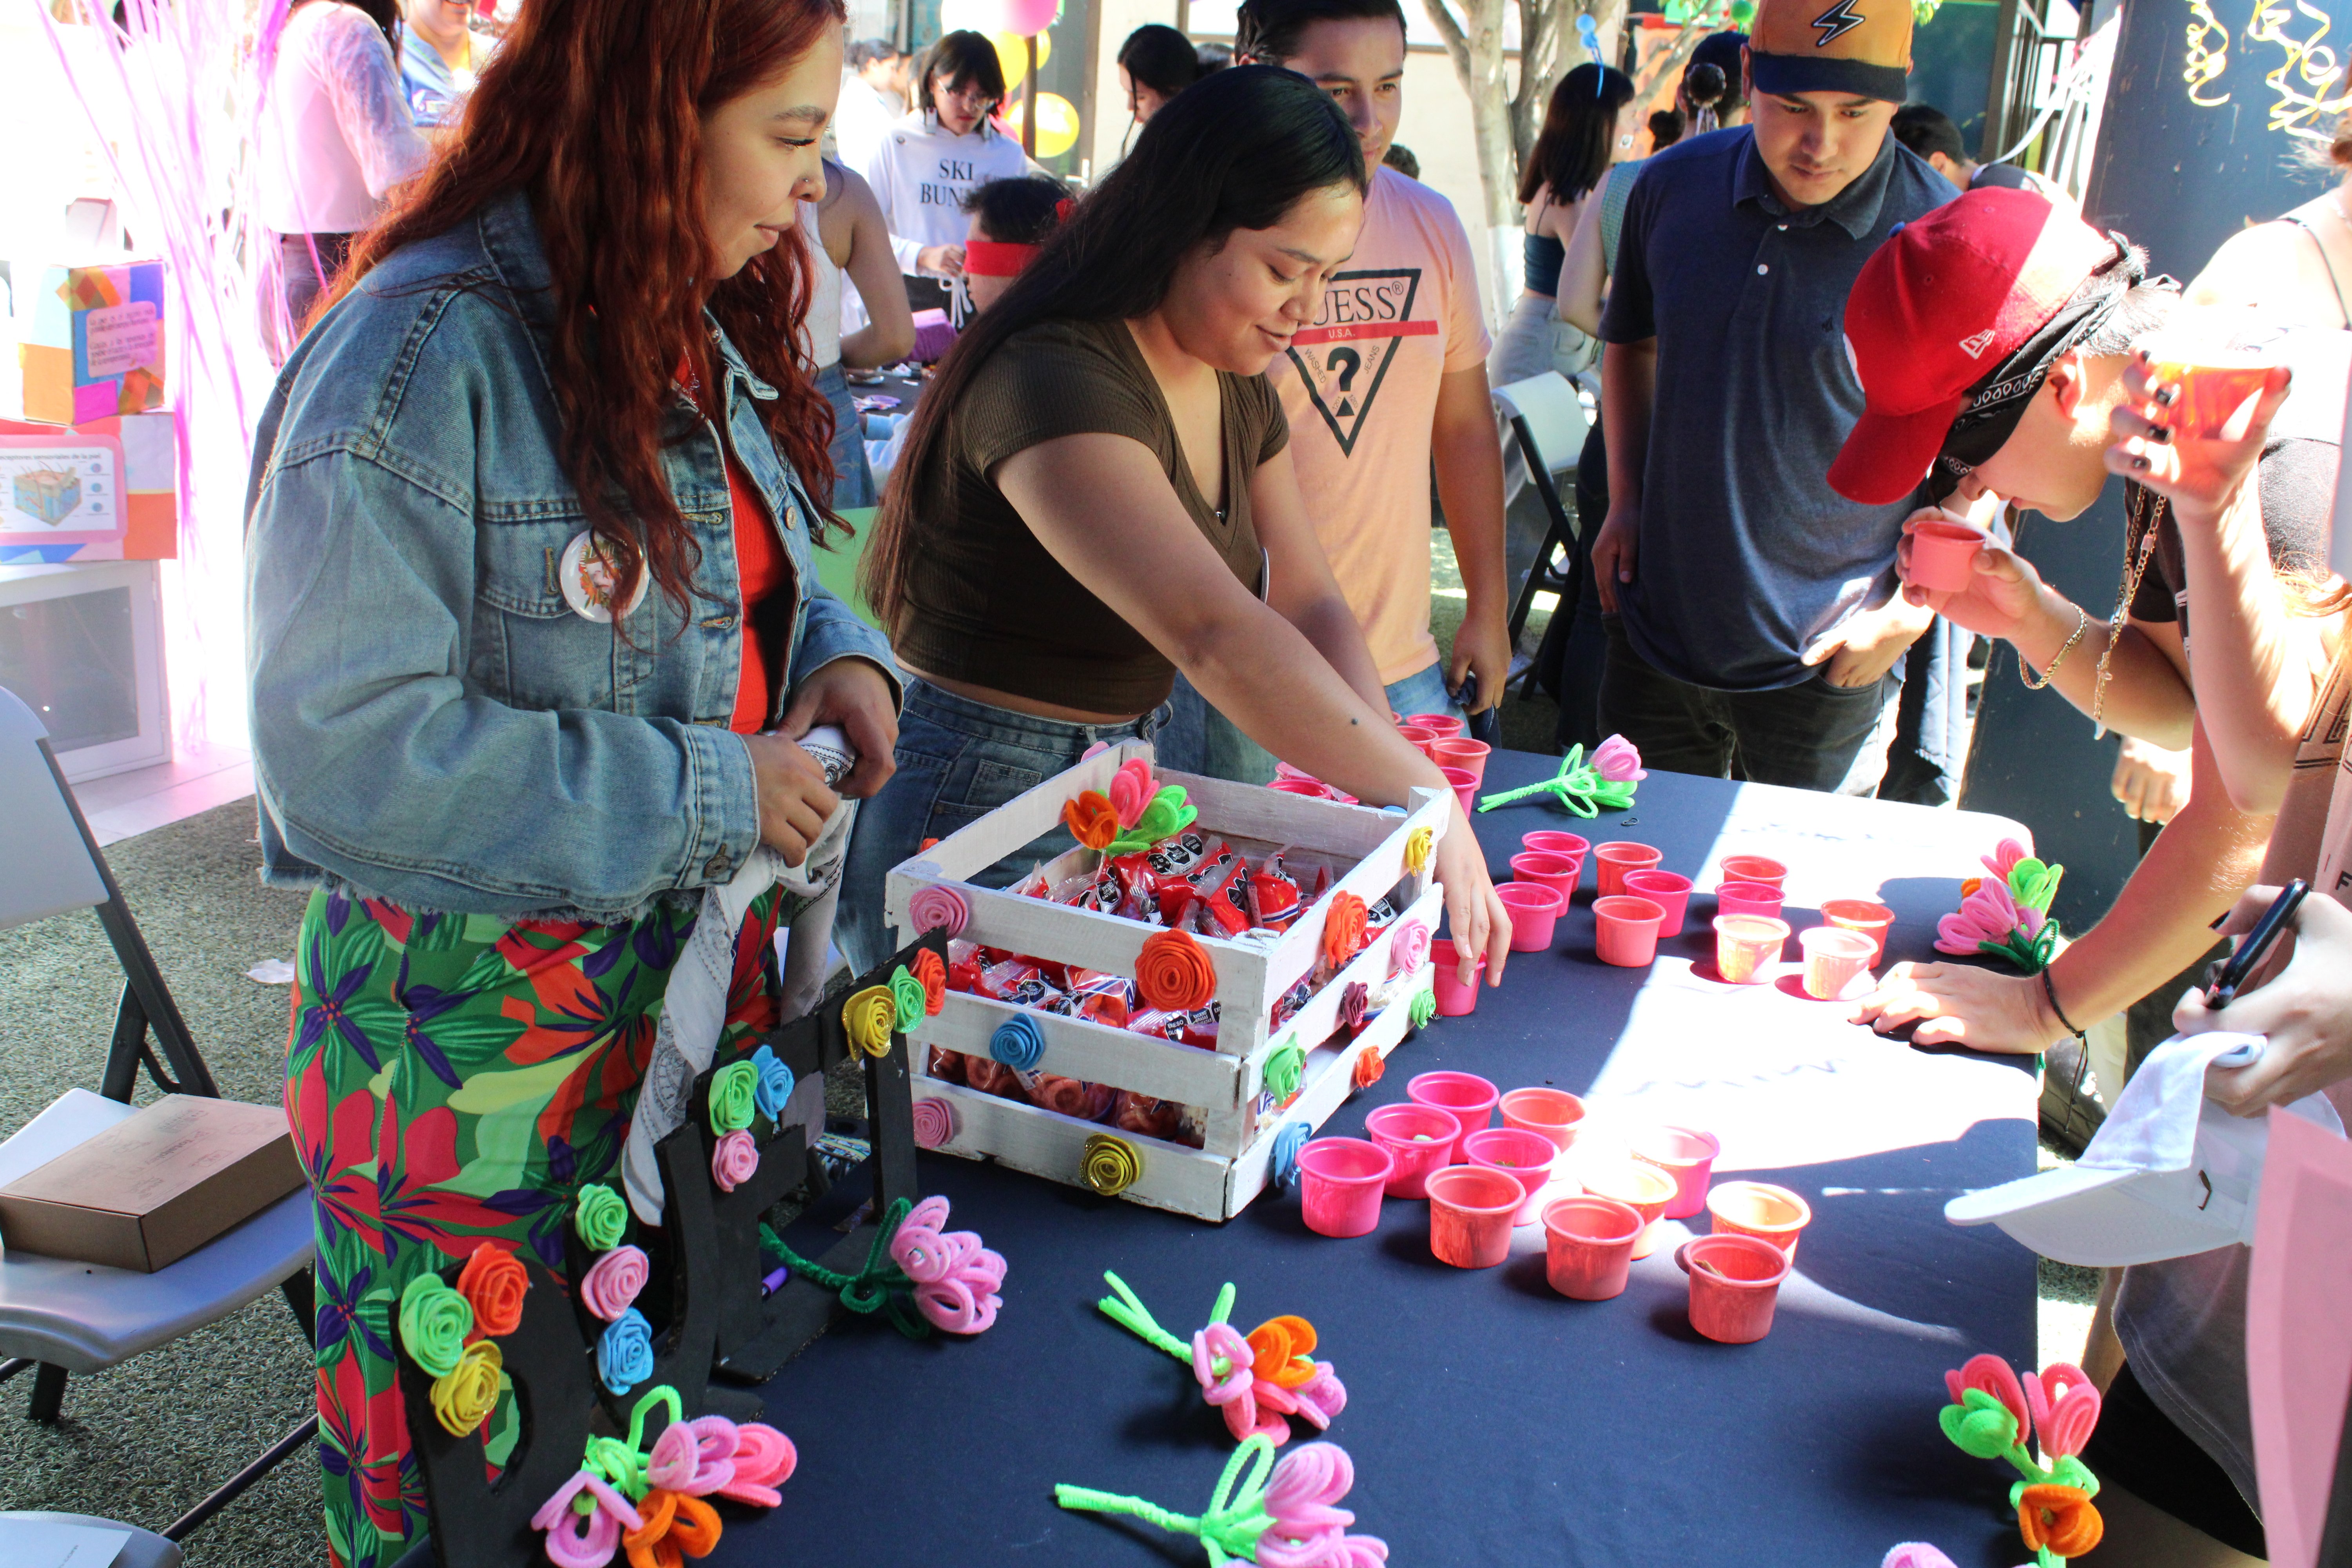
left=1829, top=188, right=2127, bottom=505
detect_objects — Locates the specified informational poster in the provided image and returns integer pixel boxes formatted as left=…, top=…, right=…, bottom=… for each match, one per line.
left=0, top=432, right=126, bottom=554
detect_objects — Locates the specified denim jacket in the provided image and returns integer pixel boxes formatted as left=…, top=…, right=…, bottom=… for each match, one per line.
left=245, top=190, right=900, bottom=919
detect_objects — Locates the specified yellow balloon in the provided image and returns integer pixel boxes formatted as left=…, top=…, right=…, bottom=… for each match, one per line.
left=1006, top=90, right=1080, bottom=158
left=989, top=28, right=1048, bottom=88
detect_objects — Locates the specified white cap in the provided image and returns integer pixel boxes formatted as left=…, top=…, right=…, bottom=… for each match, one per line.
left=1945, top=1033, right=2346, bottom=1267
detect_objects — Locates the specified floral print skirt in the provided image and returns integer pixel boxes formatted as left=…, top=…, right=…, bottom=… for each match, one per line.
left=284, top=884, right=786, bottom=1568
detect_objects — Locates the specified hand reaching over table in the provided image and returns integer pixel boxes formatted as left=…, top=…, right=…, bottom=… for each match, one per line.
left=1849, top=960, right=2067, bottom=1054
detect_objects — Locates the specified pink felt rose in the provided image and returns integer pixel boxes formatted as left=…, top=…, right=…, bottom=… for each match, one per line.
left=710, top=1129, right=760, bottom=1192
left=579, top=1243, right=650, bottom=1322
left=1387, top=918, right=1429, bottom=978
left=1944, top=1353, right=2032, bottom=1447
left=1592, top=734, right=1647, bottom=783
left=2025, top=1363, right=2101, bottom=1458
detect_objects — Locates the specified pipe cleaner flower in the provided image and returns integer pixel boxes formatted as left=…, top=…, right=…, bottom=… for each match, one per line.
left=599, top=1307, right=655, bottom=1394
left=581, top=1245, right=650, bottom=1323
left=710, top=1130, right=759, bottom=1192
left=575, top=1183, right=629, bottom=1251
left=717, top=1421, right=797, bottom=1507
left=1056, top=1434, right=1384, bottom=1566
left=1098, top=1275, right=1346, bottom=1447
left=707, top=1061, right=757, bottom=1135
left=532, top=1470, right=643, bottom=1568
left=622, top=1488, right=722, bottom=1568
left=2024, top=1364, right=2102, bottom=1460
left=748, top=1045, right=795, bottom=1121
left=764, top=1195, right=1004, bottom=1338
left=1475, top=740, right=1639, bottom=817
left=1592, top=733, right=1647, bottom=783
left=1935, top=881, right=2059, bottom=973
left=1062, top=789, right=1121, bottom=850
left=1937, top=1355, right=2104, bottom=1563
left=456, top=1243, right=528, bottom=1339
left=2018, top=1485, right=2102, bottom=1558
left=1108, top=785, right=1200, bottom=855
left=1109, top=758, right=1156, bottom=829
left=535, top=1386, right=795, bottom=1568
left=648, top=1415, right=739, bottom=1497
left=398, top=1271, right=474, bottom=1377
left=909, top=948, right=947, bottom=1014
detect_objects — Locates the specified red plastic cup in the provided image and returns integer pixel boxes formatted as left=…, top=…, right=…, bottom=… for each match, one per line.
left=1631, top=1124, right=1721, bottom=1220
left=1438, top=765, right=1478, bottom=814
left=1798, top=925, right=1876, bottom=1000
left=1906, top=519, right=1989, bottom=593
left=1428, top=938, right=1486, bottom=1016
left=1406, top=1069, right=1500, bottom=1140
left=1426, top=1166, right=1524, bottom=1268
left=1462, top=1126, right=1562, bottom=1225
left=1713, top=914, right=1790, bottom=984
left=1496, top=881, right=1566, bottom=951
left=1509, top=852, right=1581, bottom=906
left=1623, top=869, right=1693, bottom=938
left=1820, top=898, right=1896, bottom=966
left=2146, top=352, right=2276, bottom=437
left=1297, top=1137, right=1394, bottom=1238
left=1268, top=777, right=1330, bottom=799
left=1715, top=881, right=1785, bottom=921
left=1707, top=1180, right=1813, bottom=1261
left=1593, top=895, right=1666, bottom=967
left=1395, top=722, right=1439, bottom=759
left=1365, top=1102, right=1461, bottom=1198
left=1676, top=1233, right=1793, bottom=1344
left=1522, top=830, right=1590, bottom=864
left=1593, top=842, right=1662, bottom=897
left=1499, top=1087, right=1587, bottom=1151
left=1408, top=712, right=1466, bottom=739
left=1430, top=737, right=1491, bottom=783
left=1543, top=1196, right=1644, bottom=1301
left=1718, top=855, right=1788, bottom=890
left=1581, top=1159, right=1678, bottom=1259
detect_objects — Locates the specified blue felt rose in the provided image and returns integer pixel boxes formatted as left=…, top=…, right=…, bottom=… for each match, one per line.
left=751, top=1044, right=796, bottom=1121
left=598, top=1306, right=655, bottom=1394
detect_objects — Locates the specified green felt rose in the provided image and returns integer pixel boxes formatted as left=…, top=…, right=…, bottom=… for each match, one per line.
left=890, top=967, right=927, bottom=1032
left=397, top=1272, right=474, bottom=1378
left=1409, top=987, right=1437, bottom=1028
left=708, top=1060, right=759, bottom=1134
left=574, top=1182, right=629, bottom=1251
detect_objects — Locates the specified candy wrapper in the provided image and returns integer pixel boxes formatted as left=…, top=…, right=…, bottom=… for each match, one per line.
left=961, top=1053, right=1030, bottom=1102
left=1031, top=1074, right=1118, bottom=1122
left=926, top=1045, right=967, bottom=1085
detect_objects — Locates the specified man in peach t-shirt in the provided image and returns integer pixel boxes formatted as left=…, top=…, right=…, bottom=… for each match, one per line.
left=1156, top=0, right=1511, bottom=782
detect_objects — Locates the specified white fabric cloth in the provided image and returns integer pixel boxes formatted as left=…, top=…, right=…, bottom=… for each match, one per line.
left=798, top=198, right=842, bottom=370
left=621, top=728, right=859, bottom=1222
left=832, top=73, right=904, bottom=183
left=861, top=111, right=1031, bottom=275
left=257, top=1, right=431, bottom=234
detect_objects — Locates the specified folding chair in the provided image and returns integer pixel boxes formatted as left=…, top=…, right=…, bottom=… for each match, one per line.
left=1494, top=372, right=1593, bottom=699
left=0, top=684, right=316, bottom=1541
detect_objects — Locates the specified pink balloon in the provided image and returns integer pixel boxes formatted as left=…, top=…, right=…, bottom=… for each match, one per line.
left=1001, top=0, right=1056, bottom=33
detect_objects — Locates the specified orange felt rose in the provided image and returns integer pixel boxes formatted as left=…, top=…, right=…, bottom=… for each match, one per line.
left=910, top=948, right=947, bottom=1014
left=455, top=1243, right=528, bottom=1339
left=1247, top=1315, right=1319, bottom=1387
left=1062, top=790, right=1120, bottom=851
left=1321, top=892, right=1368, bottom=969
left=2018, top=1484, right=2102, bottom=1558
left=1136, top=927, right=1217, bottom=1011
left=1353, top=1048, right=1387, bottom=1090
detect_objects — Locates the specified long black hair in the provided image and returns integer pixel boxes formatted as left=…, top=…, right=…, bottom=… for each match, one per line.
left=1118, top=24, right=1200, bottom=101
left=1519, top=63, right=1634, bottom=205
left=861, top=65, right=1366, bottom=625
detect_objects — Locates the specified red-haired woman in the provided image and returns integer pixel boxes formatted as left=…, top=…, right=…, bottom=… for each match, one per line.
left=242, top=0, right=898, bottom=1556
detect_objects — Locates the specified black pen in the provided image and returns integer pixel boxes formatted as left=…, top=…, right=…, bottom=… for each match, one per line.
left=2203, top=879, right=2309, bottom=1008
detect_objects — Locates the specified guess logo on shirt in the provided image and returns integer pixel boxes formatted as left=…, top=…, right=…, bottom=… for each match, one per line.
left=1285, top=268, right=1439, bottom=456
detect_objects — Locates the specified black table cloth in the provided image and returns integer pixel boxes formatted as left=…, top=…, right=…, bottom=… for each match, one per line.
left=716, top=754, right=2045, bottom=1567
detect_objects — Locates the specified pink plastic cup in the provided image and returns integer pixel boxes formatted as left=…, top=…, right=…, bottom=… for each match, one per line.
left=1407, top=1069, right=1500, bottom=1140
left=1408, top=713, right=1466, bottom=740
left=1906, top=519, right=1989, bottom=593
left=1707, top=1180, right=1814, bottom=1261
left=1543, top=1196, right=1645, bottom=1301
left=1274, top=760, right=1316, bottom=782
left=1499, top=1087, right=1587, bottom=1151
left=1462, top=1126, right=1562, bottom=1225
left=1430, top=737, right=1491, bottom=784
left=1631, top=1124, right=1721, bottom=1219
left=1820, top=898, right=1896, bottom=966
left=1581, top=1159, right=1678, bottom=1259
left=1268, top=777, right=1330, bottom=799
left=1509, top=852, right=1582, bottom=905
left=1712, top=914, right=1790, bottom=984
left=1297, top=1137, right=1394, bottom=1238
left=1522, top=830, right=1590, bottom=864
left=1593, top=895, right=1666, bottom=967
left=1395, top=722, right=1439, bottom=759
left=1428, top=938, right=1486, bottom=1016
left=1715, top=881, right=1785, bottom=921
left=1496, top=881, right=1566, bottom=951
left=1798, top=925, right=1876, bottom=1000
left=1623, top=869, right=1694, bottom=938
left=1438, top=765, right=1478, bottom=814
left=1676, top=1233, right=1793, bottom=1344
left=1426, top=1166, right=1524, bottom=1268
left=1593, top=842, right=1662, bottom=898
left=1365, top=1102, right=1461, bottom=1198
left=1718, top=854, right=1788, bottom=890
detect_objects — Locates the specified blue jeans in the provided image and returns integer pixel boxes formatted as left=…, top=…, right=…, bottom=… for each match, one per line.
left=816, top=361, right=877, bottom=510
left=1156, top=662, right=1467, bottom=785
left=835, top=679, right=1170, bottom=974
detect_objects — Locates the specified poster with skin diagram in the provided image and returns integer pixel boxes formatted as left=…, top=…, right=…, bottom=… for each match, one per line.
left=0, top=432, right=124, bottom=558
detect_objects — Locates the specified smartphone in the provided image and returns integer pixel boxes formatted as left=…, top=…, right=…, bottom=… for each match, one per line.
left=2203, top=879, right=2309, bottom=1009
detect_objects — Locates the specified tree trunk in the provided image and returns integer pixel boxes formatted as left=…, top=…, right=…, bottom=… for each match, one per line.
left=1424, top=0, right=1523, bottom=316
left=1512, top=0, right=1630, bottom=170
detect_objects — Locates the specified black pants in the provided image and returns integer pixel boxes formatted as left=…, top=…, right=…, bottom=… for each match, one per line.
left=2080, top=1363, right=2267, bottom=1557
left=1597, top=613, right=1900, bottom=795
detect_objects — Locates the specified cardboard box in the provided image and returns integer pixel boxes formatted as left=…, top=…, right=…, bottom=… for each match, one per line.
left=0, top=412, right=177, bottom=562
left=15, top=258, right=167, bottom=426
left=0, top=1095, right=304, bottom=1272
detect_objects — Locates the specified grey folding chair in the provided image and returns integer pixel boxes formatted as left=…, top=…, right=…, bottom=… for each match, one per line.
left=1494, top=371, right=1593, bottom=696
left=0, top=685, right=316, bottom=1541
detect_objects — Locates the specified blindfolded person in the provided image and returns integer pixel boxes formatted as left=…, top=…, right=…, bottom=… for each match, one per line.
left=835, top=64, right=1512, bottom=988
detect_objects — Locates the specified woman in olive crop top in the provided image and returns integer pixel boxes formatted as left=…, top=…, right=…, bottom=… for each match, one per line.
left=837, top=65, right=1509, bottom=981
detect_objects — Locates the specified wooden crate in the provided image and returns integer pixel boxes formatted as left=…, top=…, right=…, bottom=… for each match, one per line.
left=883, top=740, right=1449, bottom=1220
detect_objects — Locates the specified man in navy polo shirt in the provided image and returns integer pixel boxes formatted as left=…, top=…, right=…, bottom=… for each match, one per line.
left=1593, top=0, right=1958, bottom=794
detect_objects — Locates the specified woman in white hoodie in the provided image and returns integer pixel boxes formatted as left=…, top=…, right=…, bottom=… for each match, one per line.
left=861, top=30, right=1030, bottom=316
